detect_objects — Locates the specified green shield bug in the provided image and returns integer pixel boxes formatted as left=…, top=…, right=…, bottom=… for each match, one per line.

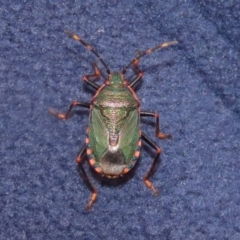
left=49, top=31, right=178, bottom=210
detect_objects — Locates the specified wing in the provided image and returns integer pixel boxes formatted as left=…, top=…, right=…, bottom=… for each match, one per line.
left=88, top=107, right=109, bottom=161
left=89, top=106, right=140, bottom=164
left=118, top=108, right=140, bottom=164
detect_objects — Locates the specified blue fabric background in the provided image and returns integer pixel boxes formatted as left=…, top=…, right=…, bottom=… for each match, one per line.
left=1, top=1, right=239, bottom=239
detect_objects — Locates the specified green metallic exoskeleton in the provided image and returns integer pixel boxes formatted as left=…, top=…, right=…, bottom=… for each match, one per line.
left=87, top=72, right=140, bottom=176
left=49, top=31, right=178, bottom=210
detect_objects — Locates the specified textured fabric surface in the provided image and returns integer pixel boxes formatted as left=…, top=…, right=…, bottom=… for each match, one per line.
left=1, top=1, right=239, bottom=239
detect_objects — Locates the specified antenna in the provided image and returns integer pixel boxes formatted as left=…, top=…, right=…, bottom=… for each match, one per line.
left=65, top=30, right=111, bottom=75
left=122, top=40, right=178, bottom=74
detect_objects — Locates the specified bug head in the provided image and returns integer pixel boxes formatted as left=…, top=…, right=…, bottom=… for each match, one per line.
left=107, top=72, right=126, bottom=88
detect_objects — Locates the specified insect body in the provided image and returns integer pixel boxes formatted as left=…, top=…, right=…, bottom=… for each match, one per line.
left=49, top=31, right=178, bottom=209
left=87, top=72, right=140, bottom=177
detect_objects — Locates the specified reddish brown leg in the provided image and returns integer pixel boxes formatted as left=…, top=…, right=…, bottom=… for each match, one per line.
left=76, top=144, right=98, bottom=210
left=141, top=132, right=162, bottom=195
left=82, top=63, right=101, bottom=90
left=129, top=58, right=144, bottom=88
left=49, top=101, right=90, bottom=120
left=140, top=112, right=172, bottom=139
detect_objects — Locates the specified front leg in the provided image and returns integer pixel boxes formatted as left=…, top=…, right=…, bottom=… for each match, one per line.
left=82, top=63, right=101, bottom=90
left=128, top=58, right=144, bottom=88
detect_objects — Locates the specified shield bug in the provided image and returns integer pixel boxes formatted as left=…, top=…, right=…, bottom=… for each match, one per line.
left=49, top=31, right=178, bottom=210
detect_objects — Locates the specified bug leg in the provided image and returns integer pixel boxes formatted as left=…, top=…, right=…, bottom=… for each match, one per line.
left=129, top=58, right=144, bottom=88
left=141, top=132, right=162, bottom=195
left=49, top=101, right=90, bottom=120
left=140, top=112, right=172, bottom=139
left=82, top=63, right=101, bottom=90
left=76, top=144, right=98, bottom=210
